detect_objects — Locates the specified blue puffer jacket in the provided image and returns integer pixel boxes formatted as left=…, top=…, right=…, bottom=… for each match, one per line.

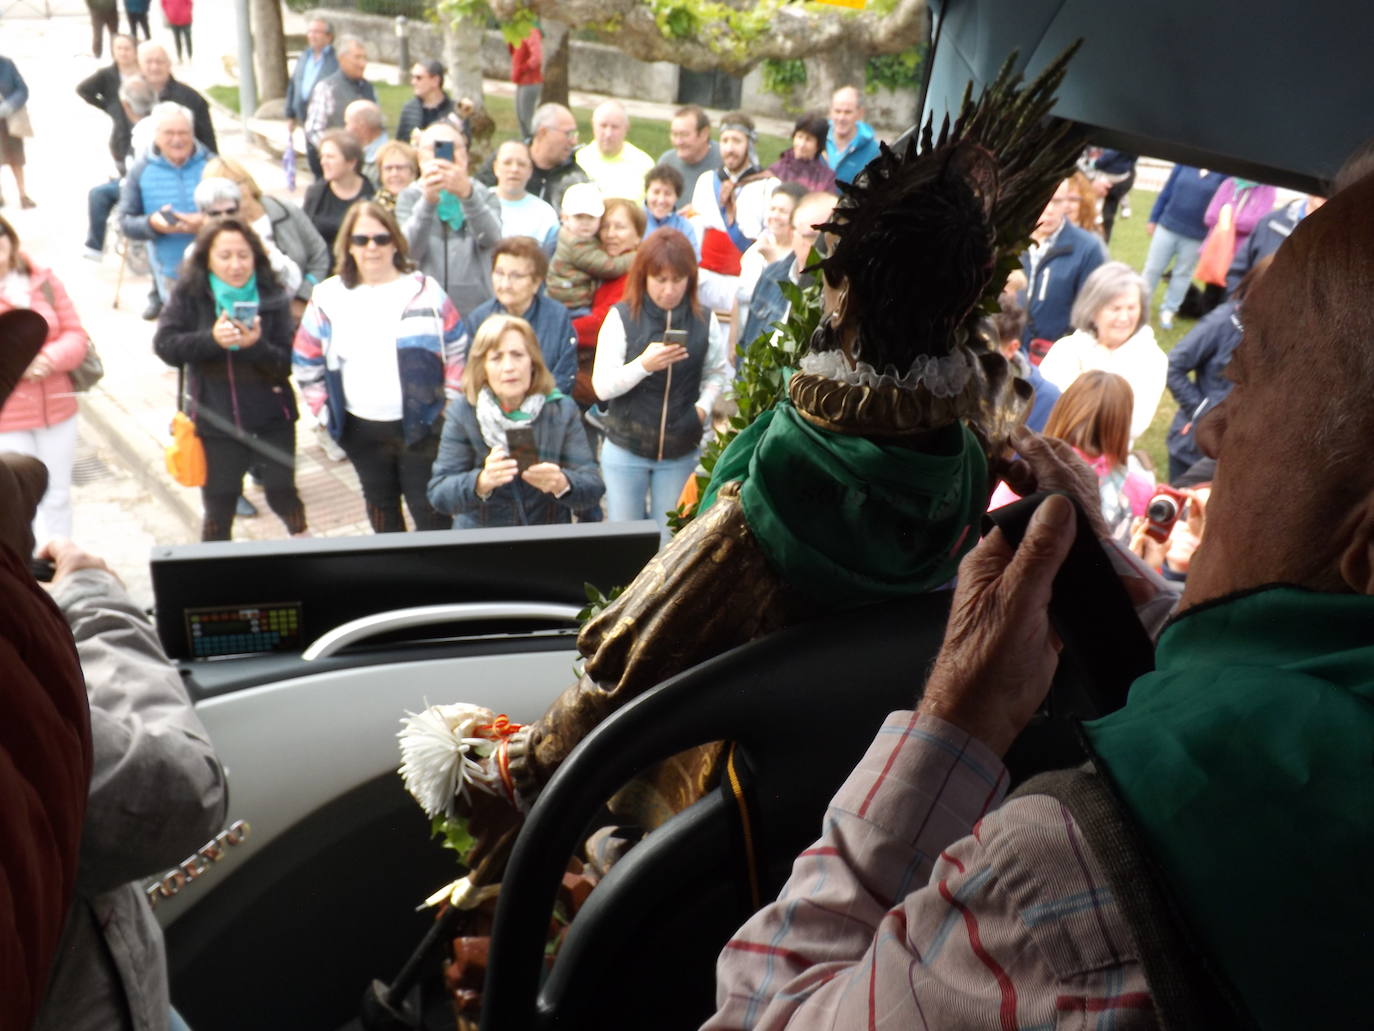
left=1148, top=165, right=1228, bottom=240
left=118, top=143, right=212, bottom=280
left=1017, top=221, right=1107, bottom=349
left=1166, top=300, right=1242, bottom=475
left=427, top=393, right=604, bottom=527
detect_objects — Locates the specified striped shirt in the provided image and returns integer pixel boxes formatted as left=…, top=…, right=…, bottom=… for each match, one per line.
left=706, top=711, right=1157, bottom=1030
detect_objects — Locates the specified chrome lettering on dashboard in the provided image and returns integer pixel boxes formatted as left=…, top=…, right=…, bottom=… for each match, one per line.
left=144, top=819, right=252, bottom=908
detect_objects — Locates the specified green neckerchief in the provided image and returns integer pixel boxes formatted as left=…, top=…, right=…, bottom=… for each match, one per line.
left=700, top=402, right=987, bottom=608
left=501, top=388, right=566, bottom=418
left=436, top=190, right=467, bottom=232
left=1083, top=586, right=1374, bottom=1029
left=209, top=272, right=259, bottom=318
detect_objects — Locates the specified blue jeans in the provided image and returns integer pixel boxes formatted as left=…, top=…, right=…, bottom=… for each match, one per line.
left=86, top=179, right=121, bottom=251
left=600, top=438, right=699, bottom=543
left=1142, top=225, right=1204, bottom=316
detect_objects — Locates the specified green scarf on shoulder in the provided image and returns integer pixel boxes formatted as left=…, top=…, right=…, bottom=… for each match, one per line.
left=209, top=272, right=259, bottom=319
left=699, top=403, right=987, bottom=608
left=1084, top=587, right=1374, bottom=1029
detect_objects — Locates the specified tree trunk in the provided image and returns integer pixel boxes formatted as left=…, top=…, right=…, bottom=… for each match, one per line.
left=540, top=19, right=570, bottom=107
left=442, top=13, right=486, bottom=111
left=807, top=47, right=868, bottom=113
left=251, top=0, right=288, bottom=104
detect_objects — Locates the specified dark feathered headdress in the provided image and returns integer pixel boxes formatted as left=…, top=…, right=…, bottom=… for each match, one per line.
left=814, top=45, right=1084, bottom=371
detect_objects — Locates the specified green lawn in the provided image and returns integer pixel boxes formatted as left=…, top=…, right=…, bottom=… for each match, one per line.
left=208, top=82, right=792, bottom=167
left=1102, top=186, right=1190, bottom=476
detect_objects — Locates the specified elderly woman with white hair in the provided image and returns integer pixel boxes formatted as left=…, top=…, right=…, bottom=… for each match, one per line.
left=1038, top=260, right=1167, bottom=444
left=190, top=177, right=303, bottom=297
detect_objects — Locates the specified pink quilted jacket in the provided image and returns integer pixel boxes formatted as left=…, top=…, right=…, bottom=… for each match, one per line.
left=0, top=259, right=89, bottom=432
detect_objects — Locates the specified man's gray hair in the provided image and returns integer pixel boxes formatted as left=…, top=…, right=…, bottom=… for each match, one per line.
left=530, top=103, right=573, bottom=136
left=335, top=34, right=365, bottom=56
left=194, top=177, right=242, bottom=213
left=119, top=77, right=155, bottom=118
left=309, top=14, right=334, bottom=36
left=1069, top=260, right=1150, bottom=336
left=148, top=100, right=195, bottom=135
left=345, top=99, right=384, bottom=132
left=136, top=40, right=168, bottom=63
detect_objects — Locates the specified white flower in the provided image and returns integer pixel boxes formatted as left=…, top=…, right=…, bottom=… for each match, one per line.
left=397, top=703, right=503, bottom=818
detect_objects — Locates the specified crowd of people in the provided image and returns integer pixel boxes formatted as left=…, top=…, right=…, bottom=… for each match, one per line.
left=5, top=14, right=1374, bottom=1031
left=1, top=15, right=1323, bottom=562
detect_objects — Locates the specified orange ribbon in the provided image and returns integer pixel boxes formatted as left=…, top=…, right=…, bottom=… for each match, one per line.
left=476, top=714, right=523, bottom=740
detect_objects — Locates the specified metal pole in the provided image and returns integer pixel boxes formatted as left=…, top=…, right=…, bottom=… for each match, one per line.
left=395, top=16, right=410, bottom=86
left=235, top=0, right=258, bottom=124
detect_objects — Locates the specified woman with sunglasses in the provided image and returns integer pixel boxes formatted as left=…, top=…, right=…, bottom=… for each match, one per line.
left=293, top=200, right=465, bottom=532
left=154, top=218, right=309, bottom=541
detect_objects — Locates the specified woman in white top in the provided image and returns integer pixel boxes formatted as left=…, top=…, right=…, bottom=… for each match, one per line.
left=1038, top=260, right=1167, bottom=444
left=293, top=201, right=465, bottom=532
left=593, top=228, right=732, bottom=541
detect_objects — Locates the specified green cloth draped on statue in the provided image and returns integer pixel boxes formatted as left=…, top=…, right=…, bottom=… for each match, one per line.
left=1084, top=587, right=1374, bottom=1031
left=700, top=402, right=988, bottom=609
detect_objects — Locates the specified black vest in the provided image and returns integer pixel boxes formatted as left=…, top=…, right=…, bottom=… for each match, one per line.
left=604, top=298, right=710, bottom=461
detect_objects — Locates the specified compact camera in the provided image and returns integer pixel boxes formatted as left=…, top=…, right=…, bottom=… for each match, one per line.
left=1144, top=484, right=1189, bottom=543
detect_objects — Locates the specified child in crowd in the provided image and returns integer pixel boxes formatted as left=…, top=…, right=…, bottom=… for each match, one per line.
left=643, top=165, right=699, bottom=254
left=547, top=182, right=635, bottom=313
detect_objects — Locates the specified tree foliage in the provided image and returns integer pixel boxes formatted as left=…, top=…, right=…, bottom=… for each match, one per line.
left=477, top=0, right=927, bottom=75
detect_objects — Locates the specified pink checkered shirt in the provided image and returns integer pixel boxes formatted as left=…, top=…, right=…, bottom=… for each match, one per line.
left=705, top=711, right=1157, bottom=1030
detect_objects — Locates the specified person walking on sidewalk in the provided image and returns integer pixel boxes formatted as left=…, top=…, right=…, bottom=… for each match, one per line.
left=0, top=55, right=36, bottom=209
left=123, top=0, right=152, bottom=41
left=154, top=219, right=310, bottom=541
left=85, top=0, right=120, bottom=59
left=294, top=201, right=464, bottom=533
left=161, top=0, right=194, bottom=63
left=0, top=215, right=91, bottom=543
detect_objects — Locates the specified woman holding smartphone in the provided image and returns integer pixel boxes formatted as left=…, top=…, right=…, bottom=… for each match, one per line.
left=593, top=228, right=731, bottom=541
left=427, top=314, right=603, bottom=527
left=154, top=219, right=308, bottom=540
left=294, top=200, right=464, bottom=533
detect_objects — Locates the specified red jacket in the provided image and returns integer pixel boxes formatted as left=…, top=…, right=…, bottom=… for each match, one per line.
left=0, top=544, right=92, bottom=1031
left=161, top=0, right=192, bottom=26
left=0, top=260, right=89, bottom=433
left=509, top=27, right=543, bottom=86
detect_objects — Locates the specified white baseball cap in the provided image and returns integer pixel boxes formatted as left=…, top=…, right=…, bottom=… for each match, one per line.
left=561, top=182, right=605, bottom=217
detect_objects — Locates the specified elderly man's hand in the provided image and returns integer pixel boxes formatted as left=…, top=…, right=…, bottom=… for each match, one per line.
left=994, top=428, right=1110, bottom=540
left=37, top=539, right=117, bottom=584
left=918, top=494, right=1077, bottom=756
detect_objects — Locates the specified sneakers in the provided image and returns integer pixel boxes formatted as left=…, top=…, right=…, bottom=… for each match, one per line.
left=142, top=296, right=163, bottom=321
left=20, top=196, right=35, bottom=210
left=1159, top=310, right=1174, bottom=330
left=1120, top=200, right=1132, bottom=219
left=83, top=246, right=103, bottom=262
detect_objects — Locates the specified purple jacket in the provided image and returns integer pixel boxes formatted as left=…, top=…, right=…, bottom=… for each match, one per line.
left=1204, top=179, right=1278, bottom=248
left=765, top=149, right=837, bottom=193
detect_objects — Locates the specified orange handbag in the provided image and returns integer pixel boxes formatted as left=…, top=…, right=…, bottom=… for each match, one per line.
left=165, top=368, right=206, bottom=487
left=1195, top=200, right=1237, bottom=287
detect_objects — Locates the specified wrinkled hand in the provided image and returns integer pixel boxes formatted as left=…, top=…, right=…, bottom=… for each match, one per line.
left=994, top=427, right=1110, bottom=540
left=0, top=452, right=47, bottom=560
left=37, top=538, right=117, bottom=584
left=476, top=448, right=518, bottom=495
left=521, top=461, right=568, bottom=496
left=918, top=494, right=1077, bottom=756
